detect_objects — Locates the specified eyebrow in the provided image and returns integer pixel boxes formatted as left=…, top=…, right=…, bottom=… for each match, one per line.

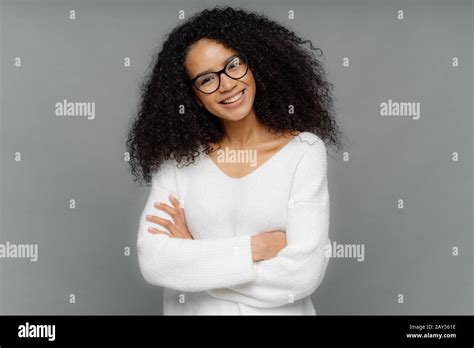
left=193, top=54, right=239, bottom=79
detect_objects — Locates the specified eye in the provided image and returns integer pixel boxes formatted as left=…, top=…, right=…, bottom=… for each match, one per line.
left=227, top=57, right=242, bottom=70
left=197, top=74, right=216, bottom=86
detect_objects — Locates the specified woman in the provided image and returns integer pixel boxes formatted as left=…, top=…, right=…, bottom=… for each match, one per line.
left=126, top=6, right=343, bottom=315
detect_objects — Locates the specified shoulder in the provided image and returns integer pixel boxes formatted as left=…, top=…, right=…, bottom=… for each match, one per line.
left=293, top=131, right=322, bottom=146
left=151, top=158, right=178, bottom=188
left=293, top=132, right=327, bottom=163
left=289, top=132, right=328, bottom=187
left=151, top=155, right=203, bottom=188
left=289, top=132, right=329, bottom=198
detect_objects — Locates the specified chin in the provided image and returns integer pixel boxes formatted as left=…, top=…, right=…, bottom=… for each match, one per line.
left=220, top=110, right=250, bottom=122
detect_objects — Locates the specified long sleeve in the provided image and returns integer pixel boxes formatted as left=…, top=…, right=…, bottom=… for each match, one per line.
left=206, top=137, right=331, bottom=308
left=137, top=160, right=258, bottom=293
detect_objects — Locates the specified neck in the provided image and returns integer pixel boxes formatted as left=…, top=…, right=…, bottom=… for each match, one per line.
left=219, top=109, right=270, bottom=147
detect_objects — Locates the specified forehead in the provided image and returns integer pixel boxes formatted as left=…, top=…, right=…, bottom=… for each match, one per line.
left=185, top=38, right=238, bottom=76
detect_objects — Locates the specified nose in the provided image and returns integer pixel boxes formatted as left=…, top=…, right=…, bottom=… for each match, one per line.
left=219, top=73, right=237, bottom=92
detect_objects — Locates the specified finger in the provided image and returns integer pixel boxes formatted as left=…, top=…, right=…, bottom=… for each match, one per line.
left=154, top=202, right=178, bottom=220
left=180, top=205, right=187, bottom=222
left=147, top=227, right=171, bottom=236
left=146, top=215, right=179, bottom=235
left=154, top=202, right=185, bottom=229
left=169, top=194, right=186, bottom=221
left=168, top=194, right=182, bottom=212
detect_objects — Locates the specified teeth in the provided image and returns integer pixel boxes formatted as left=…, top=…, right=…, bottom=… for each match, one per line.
left=222, top=90, right=244, bottom=104
left=223, top=91, right=243, bottom=104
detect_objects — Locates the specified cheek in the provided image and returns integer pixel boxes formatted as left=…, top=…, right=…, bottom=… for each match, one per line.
left=202, top=96, right=218, bottom=108
left=244, top=75, right=256, bottom=97
left=245, top=73, right=257, bottom=94
left=248, top=69, right=256, bottom=82
left=196, top=91, right=214, bottom=105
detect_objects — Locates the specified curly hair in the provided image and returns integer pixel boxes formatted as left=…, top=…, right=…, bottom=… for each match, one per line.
left=126, top=5, right=343, bottom=185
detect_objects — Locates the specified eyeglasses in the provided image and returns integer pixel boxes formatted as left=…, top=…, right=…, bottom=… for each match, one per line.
left=190, top=54, right=249, bottom=94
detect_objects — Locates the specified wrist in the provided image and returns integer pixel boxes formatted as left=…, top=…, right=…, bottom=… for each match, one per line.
left=251, top=235, right=265, bottom=261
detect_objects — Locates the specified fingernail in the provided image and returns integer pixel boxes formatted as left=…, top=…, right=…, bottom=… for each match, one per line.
left=146, top=215, right=151, bottom=219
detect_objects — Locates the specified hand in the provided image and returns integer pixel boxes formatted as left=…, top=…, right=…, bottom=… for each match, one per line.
left=251, top=230, right=287, bottom=261
left=145, top=194, right=194, bottom=239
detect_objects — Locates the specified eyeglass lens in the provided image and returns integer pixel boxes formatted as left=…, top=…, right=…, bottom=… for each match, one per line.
left=194, top=55, right=248, bottom=94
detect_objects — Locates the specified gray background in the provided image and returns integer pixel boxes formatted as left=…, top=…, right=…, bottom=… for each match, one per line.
left=0, top=0, right=472, bottom=314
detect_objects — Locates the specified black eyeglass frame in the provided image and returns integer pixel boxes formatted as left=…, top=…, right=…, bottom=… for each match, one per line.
left=190, top=54, right=249, bottom=94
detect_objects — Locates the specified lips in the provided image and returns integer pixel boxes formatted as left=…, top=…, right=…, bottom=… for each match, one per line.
left=219, top=88, right=246, bottom=104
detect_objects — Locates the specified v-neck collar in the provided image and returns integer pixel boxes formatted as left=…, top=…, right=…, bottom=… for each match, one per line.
left=203, top=133, right=301, bottom=182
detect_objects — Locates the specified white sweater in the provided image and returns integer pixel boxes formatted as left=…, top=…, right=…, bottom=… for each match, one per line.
left=137, top=131, right=331, bottom=315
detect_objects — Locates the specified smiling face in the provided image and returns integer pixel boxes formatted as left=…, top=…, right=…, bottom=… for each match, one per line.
left=185, top=38, right=257, bottom=122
